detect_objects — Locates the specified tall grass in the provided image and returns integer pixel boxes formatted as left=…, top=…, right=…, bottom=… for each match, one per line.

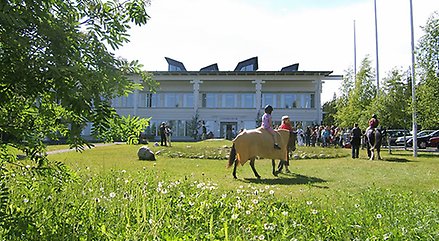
left=1, top=141, right=438, bottom=240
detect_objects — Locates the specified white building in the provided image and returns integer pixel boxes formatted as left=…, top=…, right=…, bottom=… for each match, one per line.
left=111, top=57, right=341, bottom=140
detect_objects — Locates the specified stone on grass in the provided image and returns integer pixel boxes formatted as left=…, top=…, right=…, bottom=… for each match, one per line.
left=137, top=146, right=156, bottom=161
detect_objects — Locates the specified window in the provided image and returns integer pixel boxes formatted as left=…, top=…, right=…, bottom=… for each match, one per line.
left=241, top=94, right=254, bottom=108
left=202, top=93, right=217, bottom=108
left=222, top=93, right=236, bottom=108
left=169, top=65, right=182, bottom=71
left=240, top=64, right=254, bottom=71
left=262, top=93, right=277, bottom=108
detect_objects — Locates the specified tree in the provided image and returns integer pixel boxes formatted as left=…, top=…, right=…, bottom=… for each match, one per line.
left=415, top=12, right=439, bottom=129
left=335, top=57, right=376, bottom=130
left=1, top=0, right=154, bottom=162
left=322, top=97, right=337, bottom=126
left=369, top=68, right=412, bottom=129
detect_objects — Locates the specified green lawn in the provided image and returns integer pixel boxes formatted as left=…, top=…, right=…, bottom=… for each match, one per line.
left=2, top=141, right=438, bottom=240
left=51, top=141, right=439, bottom=197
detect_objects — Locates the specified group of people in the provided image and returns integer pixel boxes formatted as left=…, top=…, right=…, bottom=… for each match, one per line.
left=260, top=104, right=381, bottom=160
left=261, top=105, right=347, bottom=150
left=159, top=122, right=173, bottom=147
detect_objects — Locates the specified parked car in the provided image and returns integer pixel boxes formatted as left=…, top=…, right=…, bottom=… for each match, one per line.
left=428, top=136, right=439, bottom=149
left=406, top=130, right=439, bottom=149
left=383, top=129, right=409, bottom=146
left=395, top=130, right=435, bottom=146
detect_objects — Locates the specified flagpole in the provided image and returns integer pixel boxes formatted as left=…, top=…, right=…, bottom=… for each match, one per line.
left=354, top=20, right=357, bottom=80
left=409, top=0, right=418, bottom=157
left=374, top=0, right=380, bottom=95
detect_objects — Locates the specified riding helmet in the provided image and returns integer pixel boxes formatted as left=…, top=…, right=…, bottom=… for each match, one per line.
left=264, top=105, right=273, bottom=114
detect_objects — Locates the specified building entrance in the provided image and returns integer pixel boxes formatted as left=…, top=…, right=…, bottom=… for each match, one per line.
left=220, top=122, right=237, bottom=140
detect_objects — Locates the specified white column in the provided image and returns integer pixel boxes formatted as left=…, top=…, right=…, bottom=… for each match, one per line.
left=252, top=79, right=265, bottom=111
left=190, top=79, right=203, bottom=113
left=314, top=80, right=322, bottom=124
left=133, top=89, right=139, bottom=116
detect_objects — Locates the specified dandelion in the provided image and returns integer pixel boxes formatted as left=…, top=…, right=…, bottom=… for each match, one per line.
left=23, top=198, right=29, bottom=203
left=148, top=219, right=153, bottom=224
left=246, top=210, right=251, bottom=215
left=189, top=201, right=195, bottom=206
left=355, top=204, right=360, bottom=208
left=161, top=189, right=168, bottom=194
left=311, top=209, right=318, bottom=215
left=376, top=213, right=382, bottom=219
left=109, top=192, right=116, bottom=198
left=264, top=223, right=276, bottom=231
left=306, top=201, right=313, bottom=205
left=258, top=234, right=265, bottom=240
left=252, top=199, right=258, bottom=205
left=231, top=214, right=239, bottom=220
left=124, top=179, right=129, bottom=184
left=180, top=192, right=186, bottom=198
left=265, top=185, right=270, bottom=189
left=282, top=211, right=288, bottom=216
left=121, top=170, right=126, bottom=173
left=269, top=190, right=274, bottom=195
left=383, top=232, right=392, bottom=240
left=100, top=187, right=104, bottom=192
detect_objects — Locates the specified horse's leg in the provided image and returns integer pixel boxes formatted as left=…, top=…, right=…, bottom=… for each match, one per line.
left=272, top=159, right=278, bottom=177
left=377, top=148, right=382, bottom=160
left=232, top=157, right=238, bottom=179
left=370, top=150, right=375, bottom=160
left=249, top=158, right=261, bottom=179
left=366, top=141, right=372, bottom=159
left=285, top=151, right=291, bottom=173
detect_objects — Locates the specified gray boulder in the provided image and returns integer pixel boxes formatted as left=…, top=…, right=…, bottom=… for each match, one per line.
left=137, top=146, right=156, bottom=161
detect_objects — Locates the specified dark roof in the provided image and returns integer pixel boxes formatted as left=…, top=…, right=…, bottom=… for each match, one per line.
left=200, top=63, right=219, bottom=71
left=234, top=57, right=258, bottom=71
left=165, top=57, right=187, bottom=71
left=281, top=63, right=299, bottom=71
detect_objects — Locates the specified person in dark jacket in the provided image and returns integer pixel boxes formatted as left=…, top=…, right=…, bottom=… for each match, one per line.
left=159, top=122, right=167, bottom=146
left=350, top=123, right=362, bottom=159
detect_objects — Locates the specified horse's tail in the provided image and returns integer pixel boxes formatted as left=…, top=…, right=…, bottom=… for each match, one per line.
left=227, top=143, right=237, bottom=168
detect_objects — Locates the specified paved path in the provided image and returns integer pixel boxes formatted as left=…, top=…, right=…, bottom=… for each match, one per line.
left=46, top=142, right=121, bottom=155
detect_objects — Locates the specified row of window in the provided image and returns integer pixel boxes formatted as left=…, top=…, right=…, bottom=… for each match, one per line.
left=112, top=92, right=315, bottom=109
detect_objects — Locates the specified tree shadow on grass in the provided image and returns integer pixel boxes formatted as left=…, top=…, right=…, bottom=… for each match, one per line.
left=242, top=173, right=328, bottom=188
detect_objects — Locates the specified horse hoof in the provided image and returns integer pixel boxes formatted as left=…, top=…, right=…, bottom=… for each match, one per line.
left=286, top=169, right=291, bottom=174
left=256, top=176, right=261, bottom=179
left=273, top=172, right=278, bottom=177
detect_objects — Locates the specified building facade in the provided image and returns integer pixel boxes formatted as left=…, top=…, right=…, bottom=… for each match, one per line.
left=111, top=57, right=341, bottom=140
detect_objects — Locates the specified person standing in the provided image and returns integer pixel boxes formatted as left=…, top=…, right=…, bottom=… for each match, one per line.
left=351, top=123, right=362, bottom=158
left=159, top=122, right=167, bottom=146
left=261, top=105, right=281, bottom=149
left=165, top=125, right=172, bottom=147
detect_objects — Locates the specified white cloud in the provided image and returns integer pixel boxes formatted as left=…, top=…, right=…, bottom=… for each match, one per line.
left=115, top=0, right=438, bottom=102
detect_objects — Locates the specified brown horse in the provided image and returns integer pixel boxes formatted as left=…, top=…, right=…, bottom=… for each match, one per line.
left=227, top=128, right=293, bottom=179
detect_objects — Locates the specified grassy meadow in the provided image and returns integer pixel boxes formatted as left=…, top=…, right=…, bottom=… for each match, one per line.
left=1, top=140, right=438, bottom=240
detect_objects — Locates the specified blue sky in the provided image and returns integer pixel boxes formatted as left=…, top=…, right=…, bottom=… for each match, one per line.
left=116, top=0, right=438, bottom=102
